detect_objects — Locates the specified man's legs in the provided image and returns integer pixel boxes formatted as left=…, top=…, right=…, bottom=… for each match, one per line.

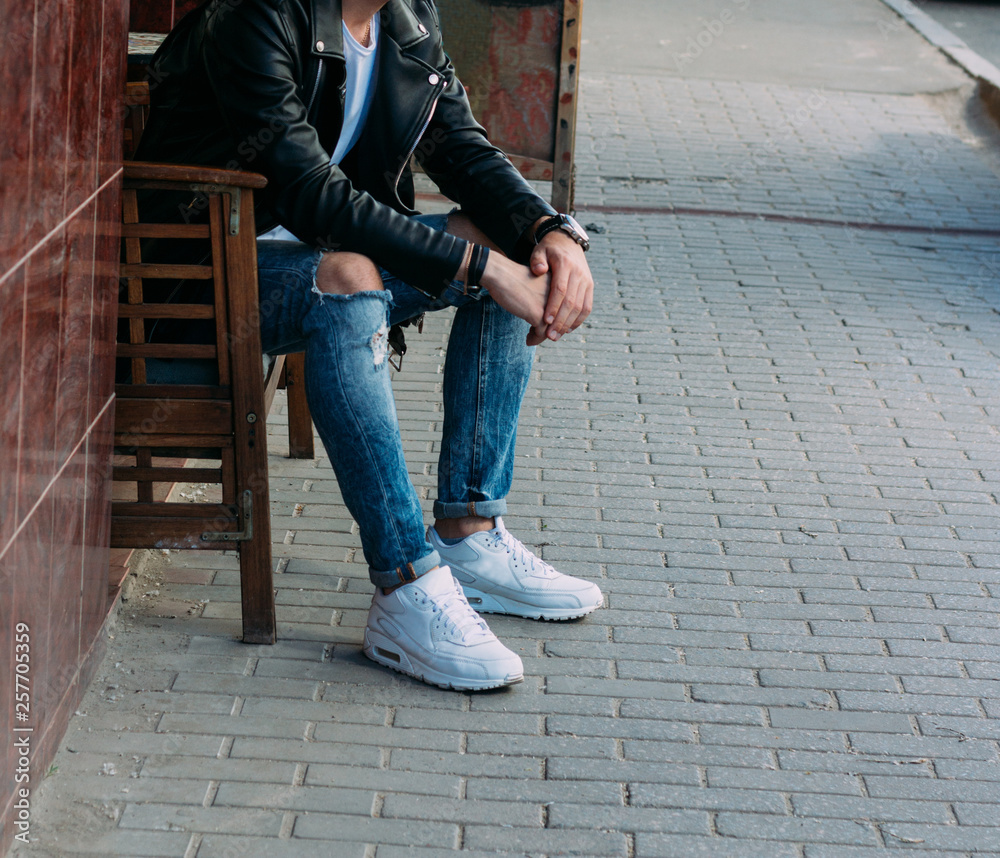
left=256, top=233, right=523, bottom=691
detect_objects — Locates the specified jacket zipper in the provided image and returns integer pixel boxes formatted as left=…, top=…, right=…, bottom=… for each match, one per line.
left=306, top=58, right=323, bottom=119
left=392, top=87, right=442, bottom=209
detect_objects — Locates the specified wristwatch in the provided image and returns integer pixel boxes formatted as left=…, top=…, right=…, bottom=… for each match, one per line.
left=532, top=213, right=590, bottom=252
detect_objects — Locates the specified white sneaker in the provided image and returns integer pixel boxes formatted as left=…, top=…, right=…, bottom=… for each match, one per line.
left=363, top=565, right=524, bottom=691
left=428, top=517, right=604, bottom=621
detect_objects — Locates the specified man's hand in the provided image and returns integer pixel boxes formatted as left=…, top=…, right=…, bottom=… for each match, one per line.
left=478, top=253, right=550, bottom=345
left=528, top=230, right=594, bottom=343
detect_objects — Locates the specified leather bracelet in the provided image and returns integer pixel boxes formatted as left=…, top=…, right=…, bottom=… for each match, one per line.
left=457, top=242, right=473, bottom=285
left=532, top=217, right=565, bottom=245
left=467, top=245, right=488, bottom=288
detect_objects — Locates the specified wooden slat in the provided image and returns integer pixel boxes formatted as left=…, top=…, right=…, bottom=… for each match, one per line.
left=117, top=303, right=216, bottom=319
left=113, top=449, right=226, bottom=461
left=114, top=398, right=232, bottom=434
left=111, top=520, right=238, bottom=550
left=115, top=383, right=230, bottom=400
left=121, top=223, right=211, bottom=239
left=124, top=161, right=268, bottom=190
left=120, top=263, right=214, bottom=280
left=113, top=434, right=234, bottom=448
left=112, top=502, right=237, bottom=518
left=113, top=467, right=223, bottom=484
left=116, top=344, right=217, bottom=359
left=209, top=194, right=232, bottom=386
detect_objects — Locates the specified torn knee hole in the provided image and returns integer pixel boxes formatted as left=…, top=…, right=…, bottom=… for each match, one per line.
left=369, top=322, right=390, bottom=367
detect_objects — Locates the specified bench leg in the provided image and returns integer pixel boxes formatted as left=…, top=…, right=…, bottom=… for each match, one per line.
left=239, top=509, right=277, bottom=645
left=285, top=352, right=315, bottom=460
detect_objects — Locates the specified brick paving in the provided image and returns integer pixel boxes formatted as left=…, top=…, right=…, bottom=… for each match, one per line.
left=15, top=4, right=1000, bottom=858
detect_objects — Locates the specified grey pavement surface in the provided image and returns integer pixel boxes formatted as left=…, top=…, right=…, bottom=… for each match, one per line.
left=13, top=0, right=1000, bottom=855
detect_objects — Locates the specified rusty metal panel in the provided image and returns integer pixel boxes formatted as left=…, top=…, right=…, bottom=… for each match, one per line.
left=437, top=0, right=564, bottom=164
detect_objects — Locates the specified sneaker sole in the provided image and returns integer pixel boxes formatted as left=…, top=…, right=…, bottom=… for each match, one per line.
left=462, top=587, right=603, bottom=621
left=362, top=629, right=523, bottom=692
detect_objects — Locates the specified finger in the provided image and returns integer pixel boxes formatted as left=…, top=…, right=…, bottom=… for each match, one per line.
left=567, top=277, right=595, bottom=332
left=549, top=267, right=583, bottom=338
left=543, top=255, right=570, bottom=329
left=526, top=324, right=547, bottom=346
left=530, top=244, right=549, bottom=276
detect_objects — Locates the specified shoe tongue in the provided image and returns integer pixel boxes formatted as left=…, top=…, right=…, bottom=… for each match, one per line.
left=418, top=565, right=459, bottom=597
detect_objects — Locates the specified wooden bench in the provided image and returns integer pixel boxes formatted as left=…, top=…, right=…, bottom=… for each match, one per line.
left=112, top=83, right=314, bottom=644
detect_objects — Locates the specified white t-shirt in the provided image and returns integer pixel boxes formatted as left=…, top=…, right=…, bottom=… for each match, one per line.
left=260, top=16, right=380, bottom=242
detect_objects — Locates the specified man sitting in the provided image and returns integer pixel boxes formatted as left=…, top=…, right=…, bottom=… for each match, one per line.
left=136, top=0, right=602, bottom=690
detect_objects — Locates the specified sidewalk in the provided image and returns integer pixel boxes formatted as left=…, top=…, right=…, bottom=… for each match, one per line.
left=15, top=0, right=1000, bottom=855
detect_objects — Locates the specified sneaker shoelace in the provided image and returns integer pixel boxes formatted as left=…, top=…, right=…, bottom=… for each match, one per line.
left=424, top=581, right=493, bottom=642
left=485, top=528, right=558, bottom=580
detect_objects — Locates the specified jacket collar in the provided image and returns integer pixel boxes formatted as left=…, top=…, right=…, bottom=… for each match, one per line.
left=310, top=0, right=429, bottom=60
left=311, top=0, right=345, bottom=60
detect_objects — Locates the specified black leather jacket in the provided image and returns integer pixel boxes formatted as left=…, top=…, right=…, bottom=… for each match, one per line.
left=136, top=0, right=556, bottom=297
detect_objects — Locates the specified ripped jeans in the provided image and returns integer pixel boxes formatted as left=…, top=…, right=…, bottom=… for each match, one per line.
left=256, top=214, right=535, bottom=589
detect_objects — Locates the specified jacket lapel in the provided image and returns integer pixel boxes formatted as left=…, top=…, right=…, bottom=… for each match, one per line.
left=380, top=0, right=431, bottom=50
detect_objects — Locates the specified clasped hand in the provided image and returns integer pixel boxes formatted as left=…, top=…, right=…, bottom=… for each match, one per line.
left=480, top=232, right=594, bottom=346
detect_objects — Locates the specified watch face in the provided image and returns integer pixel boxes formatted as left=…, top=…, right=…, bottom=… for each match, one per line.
left=560, top=214, right=590, bottom=250
left=564, top=215, right=589, bottom=244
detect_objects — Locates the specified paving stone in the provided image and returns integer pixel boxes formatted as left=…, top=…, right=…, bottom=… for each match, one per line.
left=118, top=803, right=284, bottom=835
left=138, top=756, right=299, bottom=784
left=707, top=766, right=865, bottom=796
left=835, top=690, right=983, bottom=717
left=766, top=710, right=916, bottom=734
left=865, top=776, right=1000, bottom=802
left=715, top=812, right=879, bottom=845
left=635, top=834, right=801, bottom=858
left=548, top=803, right=711, bottom=835
left=776, top=749, right=935, bottom=778
left=213, top=781, right=375, bottom=815
left=791, top=793, right=955, bottom=824
left=461, top=826, right=629, bottom=855
left=380, top=794, right=544, bottom=828
left=623, top=740, right=774, bottom=769
left=464, top=778, right=624, bottom=806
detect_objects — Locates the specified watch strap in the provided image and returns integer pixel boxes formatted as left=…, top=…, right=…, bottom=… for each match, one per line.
left=532, top=215, right=567, bottom=245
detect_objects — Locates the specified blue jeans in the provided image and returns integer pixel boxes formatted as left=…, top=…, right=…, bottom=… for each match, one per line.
left=256, top=214, right=535, bottom=589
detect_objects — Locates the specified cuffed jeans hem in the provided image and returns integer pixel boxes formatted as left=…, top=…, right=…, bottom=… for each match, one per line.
left=369, top=549, right=442, bottom=590
left=432, top=499, right=508, bottom=520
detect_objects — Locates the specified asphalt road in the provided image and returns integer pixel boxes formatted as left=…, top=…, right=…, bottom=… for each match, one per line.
left=581, top=0, right=969, bottom=93
left=914, top=0, right=1000, bottom=67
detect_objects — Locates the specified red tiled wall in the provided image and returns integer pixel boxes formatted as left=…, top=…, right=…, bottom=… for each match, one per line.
left=129, top=0, right=202, bottom=33
left=0, top=0, right=128, bottom=852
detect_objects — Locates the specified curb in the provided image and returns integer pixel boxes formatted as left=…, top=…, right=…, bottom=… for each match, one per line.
left=878, top=0, right=1000, bottom=126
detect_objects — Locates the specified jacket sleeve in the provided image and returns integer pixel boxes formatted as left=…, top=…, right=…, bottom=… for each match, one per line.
left=413, top=1, right=558, bottom=262
left=201, top=1, right=466, bottom=297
